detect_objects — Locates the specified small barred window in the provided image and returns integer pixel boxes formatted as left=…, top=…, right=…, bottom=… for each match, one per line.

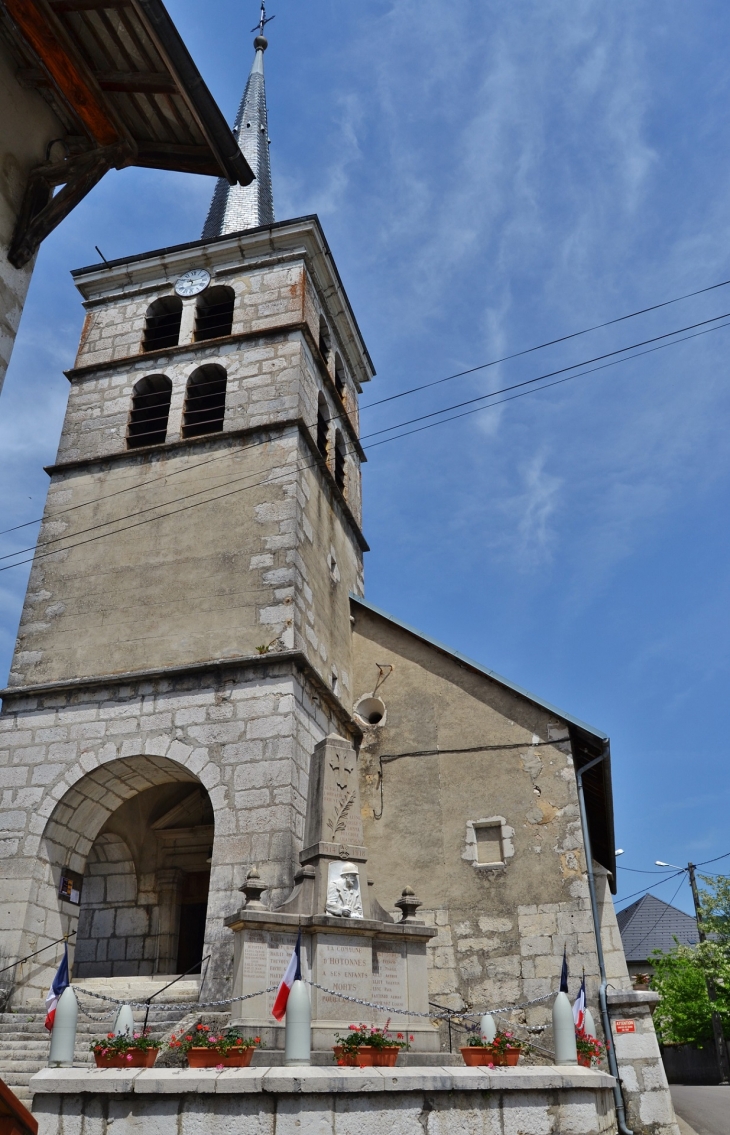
left=194, top=286, right=235, bottom=342
left=316, top=393, right=329, bottom=459
left=127, top=375, right=172, bottom=448
left=142, top=297, right=182, bottom=352
left=182, top=365, right=227, bottom=438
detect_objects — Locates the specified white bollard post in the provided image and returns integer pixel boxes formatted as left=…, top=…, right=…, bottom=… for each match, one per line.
left=584, top=1007, right=596, bottom=1039
left=48, top=986, right=78, bottom=1067
left=284, top=980, right=311, bottom=1066
left=114, top=1004, right=135, bottom=1037
left=552, top=991, right=577, bottom=1065
left=480, top=1013, right=497, bottom=1044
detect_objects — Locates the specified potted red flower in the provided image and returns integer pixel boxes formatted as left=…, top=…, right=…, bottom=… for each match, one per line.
left=460, top=1030, right=528, bottom=1067
left=90, top=1029, right=162, bottom=1068
left=333, top=1023, right=413, bottom=1067
left=575, top=1029, right=604, bottom=1068
left=167, top=1024, right=262, bottom=1068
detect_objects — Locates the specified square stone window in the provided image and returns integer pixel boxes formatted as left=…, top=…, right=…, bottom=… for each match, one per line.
left=474, top=822, right=504, bottom=866
left=462, top=816, right=515, bottom=871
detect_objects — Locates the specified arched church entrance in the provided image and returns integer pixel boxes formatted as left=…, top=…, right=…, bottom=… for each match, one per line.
left=41, top=755, right=214, bottom=980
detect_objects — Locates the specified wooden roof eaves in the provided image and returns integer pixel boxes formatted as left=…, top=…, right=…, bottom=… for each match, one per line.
left=129, top=0, right=253, bottom=187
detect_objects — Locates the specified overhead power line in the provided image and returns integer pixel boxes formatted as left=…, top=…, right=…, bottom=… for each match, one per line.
left=3, top=313, right=730, bottom=577
left=361, top=274, right=730, bottom=410
left=360, top=309, right=730, bottom=442
left=3, top=275, right=730, bottom=542
left=3, top=307, right=730, bottom=563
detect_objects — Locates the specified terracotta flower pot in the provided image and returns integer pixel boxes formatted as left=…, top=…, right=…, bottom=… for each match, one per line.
left=93, top=1049, right=159, bottom=1068
left=577, top=1054, right=592, bottom=1068
left=333, top=1046, right=358, bottom=1066
left=461, top=1046, right=494, bottom=1066
left=355, top=1046, right=377, bottom=1067
left=491, top=1048, right=521, bottom=1067
left=373, top=1047, right=400, bottom=1067
left=186, top=1046, right=256, bottom=1068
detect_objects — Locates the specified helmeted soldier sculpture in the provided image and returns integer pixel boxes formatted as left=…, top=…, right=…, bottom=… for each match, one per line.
left=325, top=862, right=363, bottom=918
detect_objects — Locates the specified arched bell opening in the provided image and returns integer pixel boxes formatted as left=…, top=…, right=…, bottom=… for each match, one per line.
left=39, top=755, right=214, bottom=983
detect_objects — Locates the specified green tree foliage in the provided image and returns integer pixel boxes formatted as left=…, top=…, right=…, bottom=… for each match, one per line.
left=650, top=876, right=730, bottom=1046
left=699, top=874, right=730, bottom=943
left=651, top=943, right=730, bottom=1045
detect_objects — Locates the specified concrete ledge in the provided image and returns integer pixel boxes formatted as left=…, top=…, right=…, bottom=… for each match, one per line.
left=607, top=989, right=660, bottom=1007
left=30, top=1064, right=615, bottom=1095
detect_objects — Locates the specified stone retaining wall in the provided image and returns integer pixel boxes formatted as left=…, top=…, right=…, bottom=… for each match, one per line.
left=30, top=1065, right=617, bottom=1135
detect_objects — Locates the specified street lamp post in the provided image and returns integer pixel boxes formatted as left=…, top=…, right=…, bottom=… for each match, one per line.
left=655, top=860, right=730, bottom=1084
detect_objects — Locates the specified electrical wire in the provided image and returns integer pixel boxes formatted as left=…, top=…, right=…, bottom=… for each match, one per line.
left=3, top=289, right=730, bottom=543
left=617, top=866, right=681, bottom=875
left=360, top=309, right=730, bottom=442
left=364, top=317, right=730, bottom=450
left=615, top=871, right=686, bottom=910
left=3, top=304, right=729, bottom=557
left=361, top=275, right=730, bottom=410
left=3, top=314, right=730, bottom=577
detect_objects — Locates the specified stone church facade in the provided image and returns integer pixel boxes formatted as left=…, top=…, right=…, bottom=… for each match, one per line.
left=0, top=29, right=678, bottom=1135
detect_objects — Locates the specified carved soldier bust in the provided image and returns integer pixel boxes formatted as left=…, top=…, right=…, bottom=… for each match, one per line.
left=325, top=861, right=363, bottom=918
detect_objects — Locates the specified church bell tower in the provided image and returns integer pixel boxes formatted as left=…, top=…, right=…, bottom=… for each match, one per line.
left=0, top=16, right=374, bottom=1004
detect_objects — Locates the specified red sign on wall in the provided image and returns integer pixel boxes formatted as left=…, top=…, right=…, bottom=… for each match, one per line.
left=614, top=1020, right=636, bottom=1034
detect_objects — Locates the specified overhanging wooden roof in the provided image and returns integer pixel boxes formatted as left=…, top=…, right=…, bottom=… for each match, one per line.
left=0, top=0, right=254, bottom=266
left=0, top=1076, right=38, bottom=1135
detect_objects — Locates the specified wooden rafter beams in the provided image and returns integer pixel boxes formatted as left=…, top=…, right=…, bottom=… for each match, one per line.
left=48, top=0, right=132, bottom=10
left=18, top=67, right=178, bottom=94
left=3, top=0, right=131, bottom=147
left=9, top=143, right=133, bottom=268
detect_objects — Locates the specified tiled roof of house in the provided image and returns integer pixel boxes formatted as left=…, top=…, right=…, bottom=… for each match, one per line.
left=617, top=893, right=699, bottom=962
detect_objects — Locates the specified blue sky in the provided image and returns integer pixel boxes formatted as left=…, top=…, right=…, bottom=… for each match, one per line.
left=2, top=0, right=730, bottom=915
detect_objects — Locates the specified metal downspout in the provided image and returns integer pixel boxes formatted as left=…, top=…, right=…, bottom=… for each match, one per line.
left=575, top=748, right=633, bottom=1135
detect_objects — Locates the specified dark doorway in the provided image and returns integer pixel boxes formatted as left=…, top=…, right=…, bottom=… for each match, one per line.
left=176, top=870, right=210, bottom=974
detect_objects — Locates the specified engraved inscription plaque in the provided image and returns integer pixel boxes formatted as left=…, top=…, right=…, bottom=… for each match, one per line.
left=238, top=929, right=299, bottom=1016
left=372, top=941, right=408, bottom=1015
left=314, top=935, right=372, bottom=1020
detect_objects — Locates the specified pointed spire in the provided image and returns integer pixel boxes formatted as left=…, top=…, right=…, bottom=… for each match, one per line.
left=202, top=4, right=274, bottom=238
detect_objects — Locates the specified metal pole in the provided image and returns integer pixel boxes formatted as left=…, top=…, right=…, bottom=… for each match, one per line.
left=687, top=862, right=730, bottom=1084
left=576, top=751, right=633, bottom=1135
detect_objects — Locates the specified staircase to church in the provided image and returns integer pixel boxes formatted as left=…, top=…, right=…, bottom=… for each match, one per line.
left=0, top=977, right=207, bottom=1105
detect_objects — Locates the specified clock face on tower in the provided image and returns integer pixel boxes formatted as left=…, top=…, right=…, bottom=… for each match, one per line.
left=174, top=269, right=211, bottom=297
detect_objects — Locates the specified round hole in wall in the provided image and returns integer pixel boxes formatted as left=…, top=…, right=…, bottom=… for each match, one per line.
left=354, top=696, right=386, bottom=726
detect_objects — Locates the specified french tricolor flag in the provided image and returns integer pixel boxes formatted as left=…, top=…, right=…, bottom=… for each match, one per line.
left=271, top=930, right=301, bottom=1021
left=572, top=974, right=586, bottom=1032
left=44, top=943, right=70, bottom=1031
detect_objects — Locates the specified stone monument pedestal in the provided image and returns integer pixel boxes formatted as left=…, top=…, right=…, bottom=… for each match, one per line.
left=225, top=734, right=438, bottom=1053
left=225, top=908, right=438, bottom=1052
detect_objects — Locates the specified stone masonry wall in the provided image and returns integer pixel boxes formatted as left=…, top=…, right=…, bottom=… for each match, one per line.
left=0, top=659, right=344, bottom=1007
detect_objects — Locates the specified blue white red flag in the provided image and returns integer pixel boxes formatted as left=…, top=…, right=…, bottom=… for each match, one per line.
left=572, top=974, right=586, bottom=1032
left=271, top=930, right=301, bottom=1021
left=44, top=943, right=69, bottom=1031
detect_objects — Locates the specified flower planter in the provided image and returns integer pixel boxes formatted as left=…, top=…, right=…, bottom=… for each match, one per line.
left=355, top=1046, right=377, bottom=1067
left=333, top=1046, right=358, bottom=1066
left=93, top=1049, right=158, bottom=1069
left=492, top=1048, right=521, bottom=1067
left=186, top=1046, right=256, bottom=1068
left=461, top=1046, right=521, bottom=1067
left=461, top=1046, right=494, bottom=1066
left=373, top=1046, right=400, bottom=1067
left=577, top=1054, right=592, bottom=1068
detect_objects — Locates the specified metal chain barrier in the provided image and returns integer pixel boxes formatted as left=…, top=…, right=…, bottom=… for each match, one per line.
left=73, top=985, right=278, bottom=1012
left=73, top=981, right=555, bottom=1022
left=304, top=981, right=554, bottom=1021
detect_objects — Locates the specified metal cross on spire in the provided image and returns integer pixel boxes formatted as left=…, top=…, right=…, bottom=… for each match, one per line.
left=202, top=2, right=275, bottom=238
left=251, top=1, right=275, bottom=36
